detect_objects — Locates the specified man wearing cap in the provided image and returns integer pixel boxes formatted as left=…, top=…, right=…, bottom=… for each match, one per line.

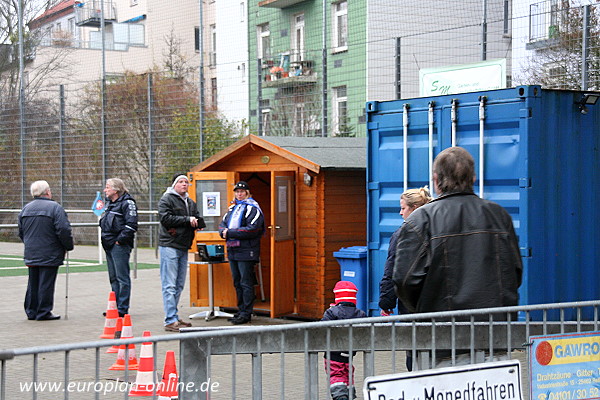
left=158, top=174, right=206, bottom=332
left=219, top=181, right=264, bottom=325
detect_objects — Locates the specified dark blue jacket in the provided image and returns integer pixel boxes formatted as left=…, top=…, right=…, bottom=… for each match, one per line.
left=18, top=197, right=74, bottom=267
left=321, top=302, right=367, bottom=362
left=218, top=200, right=264, bottom=261
left=99, top=192, right=138, bottom=249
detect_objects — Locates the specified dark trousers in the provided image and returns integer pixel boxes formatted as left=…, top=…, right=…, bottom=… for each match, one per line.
left=105, top=243, right=132, bottom=314
left=229, top=260, right=256, bottom=318
left=25, top=265, right=59, bottom=320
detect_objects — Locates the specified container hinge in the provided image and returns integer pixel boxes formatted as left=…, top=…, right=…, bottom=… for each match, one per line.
left=520, top=247, right=532, bottom=258
left=367, top=122, right=379, bottom=130
left=519, top=178, right=531, bottom=188
left=368, top=242, right=379, bottom=250
left=367, top=182, right=380, bottom=191
left=519, top=108, right=532, bottom=118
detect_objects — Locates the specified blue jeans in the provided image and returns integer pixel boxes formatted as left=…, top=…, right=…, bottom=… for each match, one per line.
left=160, top=246, right=188, bottom=325
left=229, top=260, right=256, bottom=318
left=105, top=243, right=132, bottom=315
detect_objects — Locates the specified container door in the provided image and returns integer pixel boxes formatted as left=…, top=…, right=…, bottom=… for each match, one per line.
left=269, top=171, right=295, bottom=318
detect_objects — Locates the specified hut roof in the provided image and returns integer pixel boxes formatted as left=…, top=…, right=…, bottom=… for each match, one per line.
left=259, top=136, right=365, bottom=170
left=191, top=135, right=366, bottom=173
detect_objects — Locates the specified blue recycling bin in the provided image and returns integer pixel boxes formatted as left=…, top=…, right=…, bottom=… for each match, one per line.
left=333, top=246, right=368, bottom=312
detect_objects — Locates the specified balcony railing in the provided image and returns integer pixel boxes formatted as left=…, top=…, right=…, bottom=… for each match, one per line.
left=74, top=1, right=117, bottom=27
left=527, top=0, right=563, bottom=47
left=261, top=57, right=317, bottom=88
left=258, top=0, right=306, bottom=9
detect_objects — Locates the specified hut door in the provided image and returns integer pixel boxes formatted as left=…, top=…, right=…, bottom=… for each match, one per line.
left=270, top=171, right=295, bottom=318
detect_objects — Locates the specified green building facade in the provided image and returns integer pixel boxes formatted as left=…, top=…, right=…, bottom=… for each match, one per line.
left=248, top=0, right=367, bottom=137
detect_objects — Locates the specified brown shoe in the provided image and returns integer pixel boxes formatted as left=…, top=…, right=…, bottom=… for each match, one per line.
left=164, top=321, right=184, bottom=332
left=178, top=319, right=192, bottom=327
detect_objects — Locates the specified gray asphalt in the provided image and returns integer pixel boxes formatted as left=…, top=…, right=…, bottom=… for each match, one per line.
left=0, top=242, right=302, bottom=399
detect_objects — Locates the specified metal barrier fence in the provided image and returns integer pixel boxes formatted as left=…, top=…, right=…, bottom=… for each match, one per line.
left=2, top=300, right=600, bottom=400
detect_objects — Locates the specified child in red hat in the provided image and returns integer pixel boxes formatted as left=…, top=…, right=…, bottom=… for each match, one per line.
left=321, top=281, right=366, bottom=400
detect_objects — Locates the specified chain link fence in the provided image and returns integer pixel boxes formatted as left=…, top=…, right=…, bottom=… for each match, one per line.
left=1, top=0, right=599, bottom=246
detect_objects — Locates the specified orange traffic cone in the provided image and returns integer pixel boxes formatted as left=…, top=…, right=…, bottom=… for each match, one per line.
left=157, top=350, right=179, bottom=399
left=100, top=292, right=119, bottom=339
left=129, top=331, right=158, bottom=396
left=109, top=314, right=138, bottom=371
left=106, top=317, right=123, bottom=354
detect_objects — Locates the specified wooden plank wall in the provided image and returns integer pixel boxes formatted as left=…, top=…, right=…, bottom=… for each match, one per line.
left=296, top=169, right=366, bottom=319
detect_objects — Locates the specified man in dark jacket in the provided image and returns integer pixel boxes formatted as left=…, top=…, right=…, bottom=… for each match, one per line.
left=219, top=181, right=264, bottom=325
left=100, top=178, right=138, bottom=316
left=159, top=174, right=205, bottom=332
left=393, top=146, right=522, bottom=314
left=19, top=180, right=74, bottom=321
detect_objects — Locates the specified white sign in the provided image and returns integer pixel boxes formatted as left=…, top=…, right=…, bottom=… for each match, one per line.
left=202, top=192, right=221, bottom=217
left=419, top=59, right=506, bottom=97
left=363, top=360, right=522, bottom=400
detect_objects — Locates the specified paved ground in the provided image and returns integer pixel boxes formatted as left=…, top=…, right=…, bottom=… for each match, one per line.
left=0, top=242, right=302, bottom=399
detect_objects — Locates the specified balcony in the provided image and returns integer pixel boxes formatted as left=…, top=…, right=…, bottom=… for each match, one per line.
left=262, top=59, right=317, bottom=89
left=258, top=0, right=306, bottom=9
left=74, top=1, right=117, bottom=27
left=526, top=0, right=563, bottom=50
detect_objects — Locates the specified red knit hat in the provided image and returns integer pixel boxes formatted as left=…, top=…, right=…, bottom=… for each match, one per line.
left=333, top=281, right=358, bottom=305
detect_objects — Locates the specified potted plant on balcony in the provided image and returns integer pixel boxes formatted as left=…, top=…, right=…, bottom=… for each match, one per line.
left=270, top=66, right=284, bottom=80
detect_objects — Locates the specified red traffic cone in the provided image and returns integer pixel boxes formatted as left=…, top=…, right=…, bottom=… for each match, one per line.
left=129, top=331, right=158, bottom=396
left=157, top=350, right=179, bottom=398
left=109, top=314, right=138, bottom=371
left=106, top=317, right=123, bottom=354
left=100, top=292, right=119, bottom=339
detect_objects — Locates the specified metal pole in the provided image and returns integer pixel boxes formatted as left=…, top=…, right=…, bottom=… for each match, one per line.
left=582, top=4, right=590, bottom=91
left=402, top=103, right=409, bottom=193
left=198, top=0, right=205, bottom=161
left=481, top=0, right=488, bottom=61
left=59, top=85, right=65, bottom=203
left=147, top=73, right=154, bottom=247
left=321, top=0, right=328, bottom=137
left=64, top=252, right=69, bottom=320
left=257, top=58, right=263, bottom=136
left=100, top=0, right=107, bottom=184
left=395, top=37, right=401, bottom=100
left=18, top=0, right=26, bottom=207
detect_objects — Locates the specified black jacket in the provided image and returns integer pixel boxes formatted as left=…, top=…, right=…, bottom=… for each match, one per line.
left=99, top=192, right=138, bottom=249
left=379, top=228, right=409, bottom=313
left=18, top=197, right=74, bottom=267
left=393, top=191, right=522, bottom=314
left=158, top=189, right=204, bottom=251
left=218, top=200, right=264, bottom=261
left=321, top=302, right=367, bottom=362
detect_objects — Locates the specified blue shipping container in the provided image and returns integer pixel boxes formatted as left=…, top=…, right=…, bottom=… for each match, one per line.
left=366, top=86, right=600, bottom=319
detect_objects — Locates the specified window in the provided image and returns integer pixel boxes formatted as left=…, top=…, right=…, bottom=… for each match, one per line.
left=210, top=24, right=216, bottom=67
left=240, top=1, right=245, bottom=22
left=332, top=86, right=348, bottom=136
left=291, top=13, right=304, bottom=62
left=257, top=23, right=270, bottom=60
left=194, top=27, right=200, bottom=52
left=68, top=18, right=75, bottom=37
left=332, top=1, right=347, bottom=52
left=240, top=62, right=246, bottom=83
left=211, top=78, right=218, bottom=110
left=261, top=109, right=271, bottom=136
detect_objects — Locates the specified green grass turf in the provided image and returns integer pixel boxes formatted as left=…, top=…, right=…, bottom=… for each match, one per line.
left=0, top=255, right=158, bottom=277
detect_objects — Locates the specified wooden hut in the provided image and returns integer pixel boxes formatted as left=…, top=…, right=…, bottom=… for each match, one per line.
left=187, top=134, right=366, bottom=319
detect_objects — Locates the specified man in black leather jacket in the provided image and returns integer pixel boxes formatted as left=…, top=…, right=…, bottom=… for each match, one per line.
left=393, top=147, right=522, bottom=315
left=100, top=178, right=138, bottom=317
